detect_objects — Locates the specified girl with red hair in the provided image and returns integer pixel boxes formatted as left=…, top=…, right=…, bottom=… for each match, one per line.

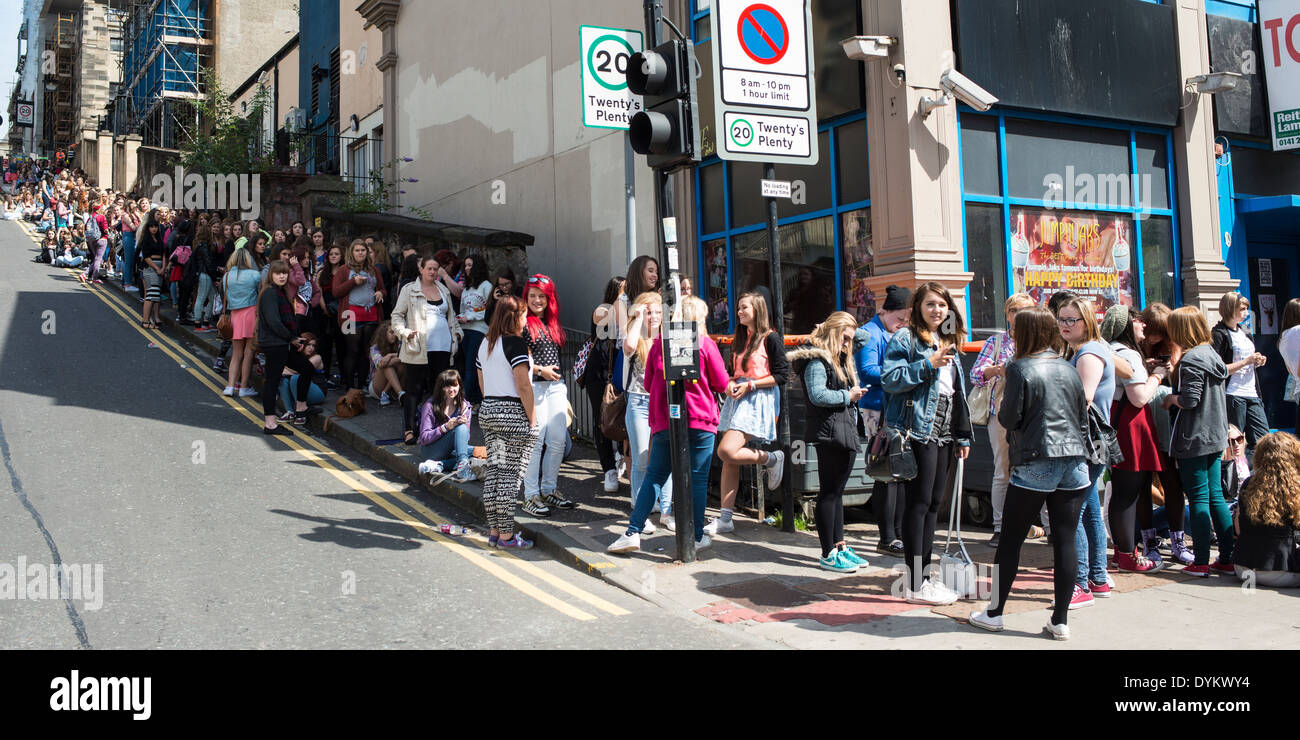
left=520, top=274, right=575, bottom=516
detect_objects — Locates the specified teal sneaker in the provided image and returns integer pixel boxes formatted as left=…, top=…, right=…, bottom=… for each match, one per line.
left=819, top=551, right=858, bottom=573
left=839, top=546, right=869, bottom=569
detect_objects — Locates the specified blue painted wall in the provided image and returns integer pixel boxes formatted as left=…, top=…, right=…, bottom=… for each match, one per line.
left=299, top=0, right=340, bottom=135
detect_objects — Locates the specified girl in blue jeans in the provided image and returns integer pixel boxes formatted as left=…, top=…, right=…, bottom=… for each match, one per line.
left=1058, top=296, right=1116, bottom=607
left=418, top=369, right=475, bottom=483
left=608, top=297, right=730, bottom=554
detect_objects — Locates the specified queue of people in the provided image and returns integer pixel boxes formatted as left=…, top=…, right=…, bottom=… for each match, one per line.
left=18, top=159, right=1298, bottom=617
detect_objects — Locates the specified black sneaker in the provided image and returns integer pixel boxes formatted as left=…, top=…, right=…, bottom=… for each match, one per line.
left=988, top=531, right=1001, bottom=548
left=541, top=492, right=577, bottom=509
left=521, top=495, right=551, bottom=517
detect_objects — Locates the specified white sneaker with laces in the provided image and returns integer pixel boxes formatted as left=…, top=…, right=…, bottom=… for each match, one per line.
left=641, top=518, right=656, bottom=535
left=704, top=517, right=735, bottom=535
left=660, top=513, right=675, bottom=532
left=238, top=387, right=257, bottom=398
left=418, top=460, right=444, bottom=476
left=222, top=386, right=235, bottom=396
left=905, top=580, right=958, bottom=606
left=969, top=609, right=1004, bottom=632
left=695, top=535, right=712, bottom=551
left=607, top=532, right=640, bottom=554
left=603, top=469, right=619, bottom=493
left=1043, top=620, right=1070, bottom=641
left=765, top=450, right=785, bottom=489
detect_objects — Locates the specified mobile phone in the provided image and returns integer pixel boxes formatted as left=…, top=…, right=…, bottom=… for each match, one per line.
left=1156, top=354, right=1171, bottom=363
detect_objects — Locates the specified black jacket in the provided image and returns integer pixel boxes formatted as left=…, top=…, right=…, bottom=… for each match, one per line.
left=790, top=345, right=859, bottom=450
left=729, top=331, right=791, bottom=386
left=998, top=351, right=1091, bottom=466
left=1210, top=321, right=1263, bottom=398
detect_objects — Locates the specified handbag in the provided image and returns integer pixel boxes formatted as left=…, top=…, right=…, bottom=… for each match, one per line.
left=1085, top=402, right=1123, bottom=467
left=216, top=274, right=233, bottom=340
left=939, top=458, right=980, bottom=600
left=865, top=401, right=918, bottom=483
left=599, top=347, right=628, bottom=441
left=968, top=333, right=1004, bottom=426
left=573, top=336, right=596, bottom=387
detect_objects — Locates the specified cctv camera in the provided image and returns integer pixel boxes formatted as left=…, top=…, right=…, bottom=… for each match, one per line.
left=841, top=35, right=896, bottom=61
left=940, top=69, right=998, bottom=112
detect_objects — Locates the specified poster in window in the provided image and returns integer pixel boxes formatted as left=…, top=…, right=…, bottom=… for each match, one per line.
left=841, top=209, right=875, bottom=324
left=1258, top=258, right=1273, bottom=288
left=1010, top=207, right=1136, bottom=313
left=705, top=240, right=730, bottom=334
left=1259, top=294, right=1278, bottom=335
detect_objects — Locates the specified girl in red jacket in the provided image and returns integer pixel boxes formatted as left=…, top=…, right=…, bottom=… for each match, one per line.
left=332, top=239, right=386, bottom=391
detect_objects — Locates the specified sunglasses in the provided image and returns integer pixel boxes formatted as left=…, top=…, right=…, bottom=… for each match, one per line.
left=528, top=276, right=552, bottom=285
left=1230, top=436, right=1245, bottom=444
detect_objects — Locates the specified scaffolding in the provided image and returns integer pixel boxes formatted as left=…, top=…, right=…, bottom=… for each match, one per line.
left=40, top=12, right=78, bottom=156
left=117, top=0, right=211, bottom=149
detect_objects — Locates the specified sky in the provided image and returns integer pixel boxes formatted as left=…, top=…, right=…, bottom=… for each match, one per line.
left=0, top=0, right=22, bottom=143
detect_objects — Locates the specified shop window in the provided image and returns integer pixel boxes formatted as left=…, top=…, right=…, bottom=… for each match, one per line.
left=841, top=208, right=874, bottom=323
left=1230, top=147, right=1300, bottom=197
left=694, top=15, right=710, bottom=40
left=703, top=237, right=730, bottom=334
left=812, top=0, right=864, bottom=119
left=964, top=203, right=1007, bottom=332
left=836, top=119, right=869, bottom=204
left=732, top=216, right=836, bottom=335
left=696, top=38, right=716, bottom=159
left=959, top=114, right=1000, bottom=197
left=1004, top=119, right=1131, bottom=206
left=729, top=160, right=766, bottom=228
left=776, top=130, right=832, bottom=218
left=1135, top=133, right=1170, bottom=211
left=1141, top=215, right=1176, bottom=308
left=699, top=162, right=725, bottom=236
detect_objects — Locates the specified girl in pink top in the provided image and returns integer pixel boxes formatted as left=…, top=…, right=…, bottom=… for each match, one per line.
left=608, top=297, right=730, bottom=554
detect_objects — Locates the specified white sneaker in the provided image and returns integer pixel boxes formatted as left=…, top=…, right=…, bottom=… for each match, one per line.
left=603, top=470, right=619, bottom=493
left=607, top=532, right=640, bottom=554
left=238, top=387, right=258, bottom=398
left=660, top=513, right=675, bottom=532
left=418, top=459, right=444, bottom=476
left=642, top=518, right=656, bottom=535
left=704, top=517, right=735, bottom=535
left=695, top=535, right=712, bottom=551
left=968, top=609, right=1004, bottom=632
left=222, top=386, right=235, bottom=396
left=1043, top=620, right=1071, bottom=641
left=905, top=580, right=958, bottom=606
left=765, top=450, right=785, bottom=489
left=931, top=579, right=962, bottom=602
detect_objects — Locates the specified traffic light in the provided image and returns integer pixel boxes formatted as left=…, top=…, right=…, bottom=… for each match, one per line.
left=627, top=39, right=701, bottom=171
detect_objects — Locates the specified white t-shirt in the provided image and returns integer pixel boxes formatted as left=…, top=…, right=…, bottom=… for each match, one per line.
left=1225, top=325, right=1258, bottom=398
left=424, top=297, right=451, bottom=352
left=476, top=335, right=532, bottom=398
left=1110, top=343, right=1148, bottom=399
left=935, top=362, right=956, bottom=396
left=1279, top=326, right=1300, bottom=380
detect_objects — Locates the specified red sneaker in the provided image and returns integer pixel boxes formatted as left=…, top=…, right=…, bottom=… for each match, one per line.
left=1115, top=549, right=1158, bottom=573
left=1183, top=564, right=1212, bottom=577
left=1051, top=584, right=1094, bottom=610
left=1088, top=579, right=1113, bottom=597
left=1210, top=560, right=1235, bottom=574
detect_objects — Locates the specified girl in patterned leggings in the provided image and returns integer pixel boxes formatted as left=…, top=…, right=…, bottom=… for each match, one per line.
left=476, top=294, right=538, bottom=549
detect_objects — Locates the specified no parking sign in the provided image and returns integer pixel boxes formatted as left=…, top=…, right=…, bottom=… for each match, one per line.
left=709, top=0, right=817, bottom=164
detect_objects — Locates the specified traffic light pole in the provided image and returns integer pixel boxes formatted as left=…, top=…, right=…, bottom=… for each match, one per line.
left=641, top=0, right=696, bottom=563
left=765, top=163, right=795, bottom=533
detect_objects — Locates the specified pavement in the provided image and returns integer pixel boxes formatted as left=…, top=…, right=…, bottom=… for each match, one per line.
left=22, top=218, right=1300, bottom=650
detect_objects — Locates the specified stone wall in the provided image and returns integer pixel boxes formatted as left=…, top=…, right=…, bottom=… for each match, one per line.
left=257, top=170, right=309, bottom=229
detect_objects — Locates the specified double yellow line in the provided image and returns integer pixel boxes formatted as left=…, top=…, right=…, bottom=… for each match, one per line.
left=22, top=221, right=628, bottom=621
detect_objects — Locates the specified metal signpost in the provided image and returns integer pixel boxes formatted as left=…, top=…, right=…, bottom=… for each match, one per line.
left=709, top=0, right=817, bottom=532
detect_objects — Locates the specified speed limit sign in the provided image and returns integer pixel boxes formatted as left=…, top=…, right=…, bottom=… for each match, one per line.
left=16, top=102, right=34, bottom=126
left=580, top=25, right=643, bottom=130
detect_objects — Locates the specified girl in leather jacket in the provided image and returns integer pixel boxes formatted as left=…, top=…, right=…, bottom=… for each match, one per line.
left=969, top=306, right=1092, bottom=641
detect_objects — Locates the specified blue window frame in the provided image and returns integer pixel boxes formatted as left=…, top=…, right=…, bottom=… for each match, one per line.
left=957, top=108, right=1182, bottom=333
left=692, top=0, right=870, bottom=335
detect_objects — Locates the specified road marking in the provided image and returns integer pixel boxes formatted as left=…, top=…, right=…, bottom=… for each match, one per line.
left=58, top=257, right=629, bottom=619
left=64, top=266, right=609, bottom=621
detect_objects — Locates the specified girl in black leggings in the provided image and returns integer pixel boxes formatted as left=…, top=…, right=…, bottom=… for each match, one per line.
left=331, top=239, right=386, bottom=391
left=969, top=307, right=1092, bottom=640
left=791, top=312, right=870, bottom=573
left=881, top=282, right=973, bottom=605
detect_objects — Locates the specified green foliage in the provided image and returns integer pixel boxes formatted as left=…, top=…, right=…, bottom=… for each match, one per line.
left=338, top=156, right=432, bottom=220
left=178, top=69, right=274, bottom=176
left=768, top=509, right=810, bottom=532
